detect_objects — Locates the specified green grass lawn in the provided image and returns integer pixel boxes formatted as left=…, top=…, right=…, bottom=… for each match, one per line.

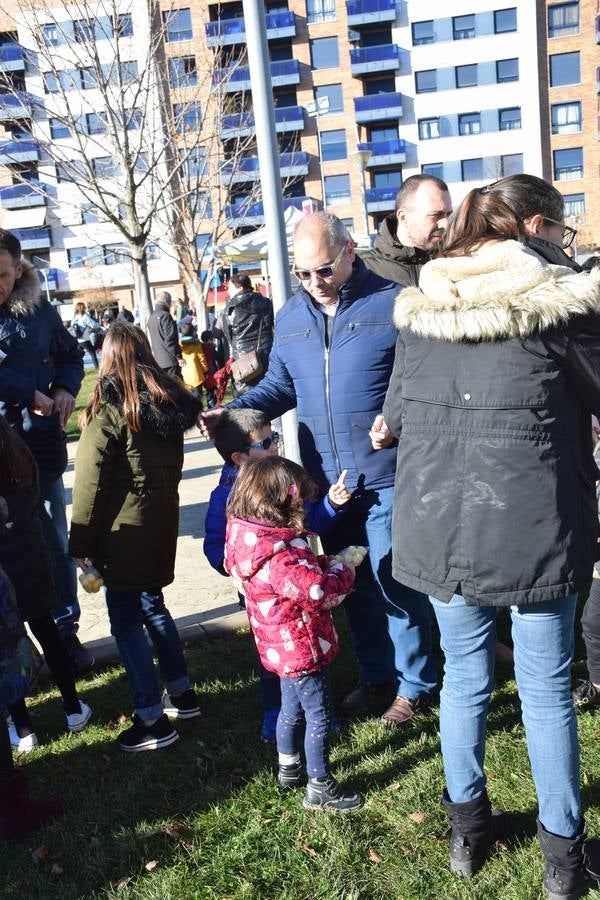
left=2, top=616, right=600, bottom=900
left=65, top=370, right=98, bottom=442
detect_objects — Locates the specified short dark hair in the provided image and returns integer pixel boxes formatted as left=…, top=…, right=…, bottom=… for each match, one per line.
left=229, top=273, right=252, bottom=292
left=0, top=229, right=22, bottom=264
left=227, top=456, right=317, bottom=532
left=395, top=174, right=450, bottom=211
left=200, top=330, right=212, bottom=342
left=213, top=408, right=271, bottom=465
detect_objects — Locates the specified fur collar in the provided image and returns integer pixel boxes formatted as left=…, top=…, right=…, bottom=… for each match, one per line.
left=5, top=262, right=41, bottom=317
left=393, top=240, right=600, bottom=342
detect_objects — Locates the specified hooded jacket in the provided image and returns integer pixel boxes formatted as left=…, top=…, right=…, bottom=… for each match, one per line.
left=69, top=380, right=201, bottom=591
left=383, top=239, right=600, bottom=607
left=361, top=214, right=433, bottom=286
left=225, top=517, right=354, bottom=677
left=0, top=262, right=83, bottom=482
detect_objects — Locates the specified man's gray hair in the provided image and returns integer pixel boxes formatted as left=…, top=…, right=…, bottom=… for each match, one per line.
left=294, top=212, right=351, bottom=249
left=156, top=290, right=172, bottom=306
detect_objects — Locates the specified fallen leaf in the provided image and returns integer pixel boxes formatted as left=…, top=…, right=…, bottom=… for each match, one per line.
left=299, top=843, right=318, bottom=859
left=389, top=782, right=402, bottom=792
left=368, top=848, right=381, bottom=864
left=493, top=839, right=509, bottom=853
left=51, top=863, right=64, bottom=875
left=145, top=860, right=159, bottom=872
left=31, top=846, right=49, bottom=865
left=409, top=811, right=427, bottom=824
left=115, top=876, right=131, bottom=890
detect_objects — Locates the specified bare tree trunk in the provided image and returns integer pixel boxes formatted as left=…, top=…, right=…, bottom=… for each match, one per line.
left=130, top=243, right=153, bottom=330
left=189, top=279, right=208, bottom=332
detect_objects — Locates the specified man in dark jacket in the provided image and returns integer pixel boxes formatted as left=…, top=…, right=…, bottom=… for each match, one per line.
left=362, top=174, right=452, bottom=286
left=147, top=292, right=182, bottom=377
left=222, top=274, right=274, bottom=397
left=0, top=230, right=89, bottom=670
left=206, top=212, right=436, bottom=726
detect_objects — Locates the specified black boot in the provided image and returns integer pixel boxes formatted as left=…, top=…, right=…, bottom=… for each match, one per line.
left=303, top=775, right=363, bottom=814
left=538, top=819, right=600, bottom=899
left=441, top=789, right=510, bottom=877
left=277, top=761, right=305, bottom=793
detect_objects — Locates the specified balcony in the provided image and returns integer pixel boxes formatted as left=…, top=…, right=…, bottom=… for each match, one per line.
left=0, top=92, right=32, bottom=121
left=221, top=105, right=304, bottom=139
left=354, top=92, right=402, bottom=122
left=346, top=0, right=396, bottom=26
left=350, top=44, right=400, bottom=76
left=37, top=267, right=58, bottom=291
left=225, top=194, right=319, bottom=228
left=0, top=182, right=48, bottom=208
left=13, top=227, right=51, bottom=250
left=0, top=44, right=26, bottom=72
left=222, top=151, right=309, bottom=184
left=365, top=186, right=397, bottom=212
left=359, top=139, right=406, bottom=167
left=206, top=11, right=296, bottom=46
left=0, top=140, right=40, bottom=164
left=213, top=59, right=300, bottom=92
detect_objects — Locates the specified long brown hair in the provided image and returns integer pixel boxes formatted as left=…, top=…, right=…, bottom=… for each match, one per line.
left=0, top=416, right=37, bottom=488
left=74, top=301, right=87, bottom=316
left=441, top=174, right=565, bottom=258
left=79, top=321, right=186, bottom=432
left=227, top=456, right=317, bottom=533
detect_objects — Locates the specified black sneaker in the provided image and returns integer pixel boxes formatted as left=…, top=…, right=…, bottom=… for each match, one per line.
left=572, top=680, right=600, bottom=709
left=303, top=776, right=364, bottom=814
left=161, top=688, right=201, bottom=720
left=277, top=761, right=305, bottom=793
left=63, top=634, right=95, bottom=673
left=117, top=713, right=179, bottom=752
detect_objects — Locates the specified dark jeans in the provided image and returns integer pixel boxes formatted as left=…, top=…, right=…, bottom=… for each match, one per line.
left=276, top=668, right=333, bottom=779
left=39, top=476, right=80, bottom=638
left=80, top=340, right=98, bottom=369
left=582, top=578, right=600, bottom=684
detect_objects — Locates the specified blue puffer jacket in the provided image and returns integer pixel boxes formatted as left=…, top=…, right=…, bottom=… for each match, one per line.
left=229, top=258, right=400, bottom=492
left=0, top=263, right=84, bottom=482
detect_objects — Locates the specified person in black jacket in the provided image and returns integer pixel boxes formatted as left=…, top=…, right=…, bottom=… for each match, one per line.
left=222, top=274, right=274, bottom=397
left=383, top=174, right=600, bottom=896
left=147, top=292, right=182, bottom=377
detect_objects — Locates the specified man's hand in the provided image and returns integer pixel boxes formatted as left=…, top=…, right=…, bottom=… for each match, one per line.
left=51, top=387, right=76, bottom=428
left=199, top=406, right=226, bottom=438
left=29, top=390, right=54, bottom=417
left=328, top=469, right=351, bottom=507
left=369, top=414, right=394, bottom=450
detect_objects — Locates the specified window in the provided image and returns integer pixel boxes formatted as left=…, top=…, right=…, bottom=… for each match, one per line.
left=196, top=233, right=212, bottom=253
left=163, top=8, right=193, bottom=42
left=370, top=125, right=398, bottom=141
left=415, top=69, right=436, bottom=93
left=67, top=247, right=91, bottom=267
left=372, top=170, right=401, bottom=189
left=135, top=151, right=149, bottom=173
left=310, top=36, right=339, bottom=69
left=453, top=15, right=475, bottom=40
left=315, top=83, right=343, bottom=113
left=119, top=60, right=138, bottom=85
left=191, top=191, right=212, bottom=218
left=551, top=101, right=581, bottom=134
left=306, top=0, right=336, bottom=24
left=550, top=52, right=580, bottom=86
left=81, top=204, right=99, bottom=224
left=341, top=218, right=353, bottom=231
left=459, top=112, right=480, bottom=135
left=73, top=19, right=93, bottom=42
left=80, top=67, right=97, bottom=90
left=321, top=129, right=346, bottom=161
left=500, top=153, right=523, bottom=176
left=494, top=8, right=517, bottom=33
left=120, top=108, right=142, bottom=130
left=553, top=147, right=583, bottom=180
left=146, top=243, right=161, bottom=261
left=422, top=163, right=443, bottom=178
left=548, top=2, right=579, bottom=37
left=60, top=70, right=79, bottom=92
left=418, top=117, right=440, bottom=140
left=173, top=102, right=202, bottom=132
left=41, top=23, right=60, bottom=46
left=324, top=173, right=351, bottom=205
left=93, top=156, right=119, bottom=178
left=183, top=147, right=207, bottom=179
left=44, top=72, right=60, bottom=93
left=169, top=56, right=197, bottom=88
left=104, top=244, right=128, bottom=265
left=461, top=158, right=483, bottom=181
left=49, top=118, right=70, bottom=139
left=499, top=107, right=521, bottom=130
left=114, top=13, right=133, bottom=37
left=365, top=75, right=395, bottom=94
left=85, top=112, right=106, bottom=135
left=57, top=161, right=86, bottom=182
left=412, top=20, right=433, bottom=45
left=496, top=58, right=518, bottom=83
left=456, top=64, right=477, bottom=88
left=564, top=193, right=585, bottom=219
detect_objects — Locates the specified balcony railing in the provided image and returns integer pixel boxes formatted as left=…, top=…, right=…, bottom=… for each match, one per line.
left=222, top=151, right=309, bottom=184
left=0, top=181, right=48, bottom=208
left=13, top=227, right=51, bottom=249
left=358, top=139, right=406, bottom=165
left=206, top=11, right=295, bottom=45
left=0, top=140, right=40, bottom=163
left=0, top=92, right=32, bottom=120
left=354, top=92, right=402, bottom=122
left=350, top=44, right=400, bottom=75
left=365, top=186, right=397, bottom=210
left=0, top=44, right=25, bottom=71
left=225, top=194, right=319, bottom=227
left=346, top=0, right=396, bottom=26
left=221, top=105, right=304, bottom=139
left=213, top=59, right=300, bottom=92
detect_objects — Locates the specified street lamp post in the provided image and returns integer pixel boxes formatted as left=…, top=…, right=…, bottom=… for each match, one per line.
left=305, top=95, right=330, bottom=209
left=31, top=255, right=51, bottom=304
left=351, top=147, right=372, bottom=245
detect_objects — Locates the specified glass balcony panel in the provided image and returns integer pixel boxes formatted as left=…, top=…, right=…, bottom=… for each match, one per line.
left=0, top=139, right=39, bottom=163
left=346, top=0, right=396, bottom=25
left=0, top=181, right=48, bottom=208
left=350, top=44, right=400, bottom=75
left=354, top=92, right=402, bottom=122
left=14, top=227, right=51, bottom=249
left=0, top=44, right=25, bottom=71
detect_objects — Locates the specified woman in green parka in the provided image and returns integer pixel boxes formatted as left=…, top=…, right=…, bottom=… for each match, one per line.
left=69, top=322, right=202, bottom=752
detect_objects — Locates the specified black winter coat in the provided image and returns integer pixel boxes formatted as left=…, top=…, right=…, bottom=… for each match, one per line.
left=147, top=302, right=181, bottom=369
left=361, top=215, right=433, bottom=286
left=223, top=290, right=274, bottom=364
left=383, top=239, right=600, bottom=607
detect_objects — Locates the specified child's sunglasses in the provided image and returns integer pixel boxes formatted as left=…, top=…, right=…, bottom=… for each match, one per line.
left=243, top=432, right=280, bottom=451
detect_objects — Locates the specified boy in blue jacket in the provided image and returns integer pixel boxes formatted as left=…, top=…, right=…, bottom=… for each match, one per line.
left=204, top=408, right=350, bottom=739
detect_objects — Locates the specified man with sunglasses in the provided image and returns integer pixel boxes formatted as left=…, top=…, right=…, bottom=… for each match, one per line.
left=204, top=211, right=437, bottom=728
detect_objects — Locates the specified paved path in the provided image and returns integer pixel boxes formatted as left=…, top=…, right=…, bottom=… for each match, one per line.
left=63, top=431, right=246, bottom=664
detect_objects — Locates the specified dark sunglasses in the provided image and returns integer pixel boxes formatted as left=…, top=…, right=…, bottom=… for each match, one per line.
left=293, top=246, right=346, bottom=282
left=243, top=431, right=280, bottom=452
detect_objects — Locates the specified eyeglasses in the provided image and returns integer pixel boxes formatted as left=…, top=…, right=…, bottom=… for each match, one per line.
left=543, top=217, right=577, bottom=250
left=293, top=246, right=346, bottom=282
left=243, top=432, right=280, bottom=452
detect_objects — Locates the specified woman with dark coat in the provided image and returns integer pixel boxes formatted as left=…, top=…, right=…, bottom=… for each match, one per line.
left=383, top=174, right=600, bottom=898
left=222, top=274, right=274, bottom=397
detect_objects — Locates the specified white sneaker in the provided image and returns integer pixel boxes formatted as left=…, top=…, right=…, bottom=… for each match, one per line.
left=6, top=715, right=39, bottom=753
left=66, top=701, right=92, bottom=734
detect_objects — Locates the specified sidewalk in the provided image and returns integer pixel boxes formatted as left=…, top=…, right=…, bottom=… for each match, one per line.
left=63, top=430, right=247, bottom=664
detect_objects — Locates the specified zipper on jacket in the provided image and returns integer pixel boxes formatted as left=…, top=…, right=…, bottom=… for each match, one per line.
left=323, top=310, right=342, bottom=475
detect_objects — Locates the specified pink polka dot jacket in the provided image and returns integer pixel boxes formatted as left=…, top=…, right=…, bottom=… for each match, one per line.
left=225, top=516, right=355, bottom=678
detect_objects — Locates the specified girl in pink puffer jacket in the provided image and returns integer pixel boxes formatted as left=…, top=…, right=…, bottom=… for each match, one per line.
left=225, top=456, right=364, bottom=814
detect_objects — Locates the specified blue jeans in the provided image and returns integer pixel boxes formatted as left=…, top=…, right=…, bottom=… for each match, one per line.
left=322, top=487, right=436, bottom=699
left=277, top=668, right=333, bottom=778
left=431, top=593, right=581, bottom=838
left=105, top=588, right=190, bottom=721
left=39, top=476, right=80, bottom=637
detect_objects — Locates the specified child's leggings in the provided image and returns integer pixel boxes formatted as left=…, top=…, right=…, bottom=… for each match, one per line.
left=276, top=668, right=333, bottom=778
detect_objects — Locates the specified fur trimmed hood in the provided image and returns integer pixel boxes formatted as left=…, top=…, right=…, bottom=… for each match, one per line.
left=4, top=261, right=41, bottom=318
left=393, top=240, right=600, bottom=342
